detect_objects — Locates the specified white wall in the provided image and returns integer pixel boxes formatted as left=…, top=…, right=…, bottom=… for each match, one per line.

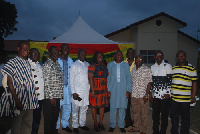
left=177, top=34, right=199, bottom=67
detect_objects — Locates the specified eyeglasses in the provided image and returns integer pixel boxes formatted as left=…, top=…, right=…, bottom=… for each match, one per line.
left=136, top=58, right=143, bottom=61
left=156, top=53, right=163, bottom=57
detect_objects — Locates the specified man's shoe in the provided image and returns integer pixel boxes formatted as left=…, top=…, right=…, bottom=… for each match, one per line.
left=108, top=127, right=115, bottom=132
left=73, top=128, right=79, bottom=133
left=62, top=126, right=72, bottom=133
left=120, top=128, right=126, bottom=133
left=79, top=126, right=90, bottom=131
left=55, top=129, right=59, bottom=134
left=124, top=125, right=132, bottom=128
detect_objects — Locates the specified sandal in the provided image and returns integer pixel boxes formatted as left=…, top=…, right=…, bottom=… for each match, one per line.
left=94, top=124, right=100, bottom=132
left=99, top=124, right=105, bottom=131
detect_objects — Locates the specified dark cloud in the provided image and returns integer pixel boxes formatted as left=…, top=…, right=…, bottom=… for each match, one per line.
left=4, top=0, right=200, bottom=41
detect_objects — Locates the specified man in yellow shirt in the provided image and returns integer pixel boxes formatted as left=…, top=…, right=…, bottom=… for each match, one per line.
left=124, top=48, right=135, bottom=128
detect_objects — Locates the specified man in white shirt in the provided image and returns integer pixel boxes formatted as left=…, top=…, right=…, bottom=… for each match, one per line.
left=150, top=50, right=172, bottom=134
left=28, top=48, right=44, bottom=134
left=70, top=49, right=90, bottom=133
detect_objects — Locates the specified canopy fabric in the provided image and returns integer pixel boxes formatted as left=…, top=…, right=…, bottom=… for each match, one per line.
left=30, top=42, right=134, bottom=63
left=50, top=16, right=117, bottom=44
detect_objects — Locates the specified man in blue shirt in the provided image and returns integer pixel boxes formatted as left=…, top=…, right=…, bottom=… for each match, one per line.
left=56, top=43, right=73, bottom=133
left=107, top=50, right=132, bottom=133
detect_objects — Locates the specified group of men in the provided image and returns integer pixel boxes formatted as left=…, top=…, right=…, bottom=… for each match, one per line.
left=124, top=49, right=197, bottom=134
left=0, top=41, right=90, bottom=134
left=0, top=40, right=197, bottom=134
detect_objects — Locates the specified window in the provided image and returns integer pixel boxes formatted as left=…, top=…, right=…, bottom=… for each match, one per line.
left=140, top=50, right=156, bottom=64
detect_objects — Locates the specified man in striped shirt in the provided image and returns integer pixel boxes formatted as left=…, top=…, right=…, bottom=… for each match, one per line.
left=1, top=41, right=39, bottom=134
left=170, top=50, right=197, bottom=134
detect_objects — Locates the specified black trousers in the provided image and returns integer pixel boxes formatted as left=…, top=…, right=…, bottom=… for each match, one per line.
left=152, top=98, right=170, bottom=134
left=124, top=96, right=133, bottom=127
left=31, top=100, right=43, bottom=134
left=43, top=99, right=60, bottom=134
left=170, top=99, right=190, bottom=134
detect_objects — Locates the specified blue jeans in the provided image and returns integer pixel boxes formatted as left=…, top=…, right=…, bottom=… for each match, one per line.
left=170, top=99, right=190, bottom=134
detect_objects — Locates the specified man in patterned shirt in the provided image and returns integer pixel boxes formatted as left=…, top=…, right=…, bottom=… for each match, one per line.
left=42, top=46, right=64, bottom=134
left=128, top=55, right=152, bottom=134
left=150, top=50, right=172, bottom=134
left=170, top=50, right=197, bottom=134
left=1, top=41, right=39, bottom=134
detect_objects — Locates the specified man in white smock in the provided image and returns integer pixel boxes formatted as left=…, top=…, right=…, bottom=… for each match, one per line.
left=70, top=49, right=90, bottom=133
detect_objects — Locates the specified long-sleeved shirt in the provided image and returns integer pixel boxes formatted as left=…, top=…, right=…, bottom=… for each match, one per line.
left=42, top=58, right=64, bottom=99
left=151, top=60, right=172, bottom=99
left=70, top=60, right=90, bottom=106
left=132, top=65, right=152, bottom=98
left=107, top=61, right=132, bottom=108
left=58, top=56, right=73, bottom=105
left=28, top=58, right=44, bottom=100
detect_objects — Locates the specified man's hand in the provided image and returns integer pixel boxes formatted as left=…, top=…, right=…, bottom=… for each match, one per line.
left=149, top=92, right=153, bottom=102
left=50, top=98, right=56, bottom=107
left=107, top=91, right=111, bottom=98
left=16, top=101, right=24, bottom=110
left=143, top=95, right=148, bottom=104
left=191, top=98, right=196, bottom=104
left=126, top=91, right=130, bottom=99
left=73, top=93, right=78, bottom=100
left=163, top=94, right=170, bottom=99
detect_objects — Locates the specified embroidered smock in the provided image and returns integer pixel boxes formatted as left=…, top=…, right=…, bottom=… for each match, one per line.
left=42, top=58, right=64, bottom=99
left=28, top=58, right=44, bottom=100
left=132, top=65, right=152, bottom=98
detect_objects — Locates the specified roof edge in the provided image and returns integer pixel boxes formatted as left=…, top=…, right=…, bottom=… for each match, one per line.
left=178, top=30, right=200, bottom=44
left=105, top=12, right=187, bottom=37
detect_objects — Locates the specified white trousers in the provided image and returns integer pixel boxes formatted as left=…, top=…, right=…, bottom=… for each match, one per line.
left=71, top=100, right=88, bottom=128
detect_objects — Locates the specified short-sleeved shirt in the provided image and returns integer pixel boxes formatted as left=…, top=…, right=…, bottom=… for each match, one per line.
left=1, top=56, right=38, bottom=110
left=171, top=63, right=197, bottom=102
left=151, top=61, right=172, bottom=99
left=132, top=65, right=152, bottom=98
left=42, top=58, right=64, bottom=99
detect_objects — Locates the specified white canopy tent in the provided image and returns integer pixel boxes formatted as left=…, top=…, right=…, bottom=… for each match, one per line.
left=50, top=16, right=117, bottom=44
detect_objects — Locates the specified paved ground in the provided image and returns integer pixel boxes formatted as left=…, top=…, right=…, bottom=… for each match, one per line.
left=2, top=107, right=197, bottom=134
left=38, top=108, right=172, bottom=134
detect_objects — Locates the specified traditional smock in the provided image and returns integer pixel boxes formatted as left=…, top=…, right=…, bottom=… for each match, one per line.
left=1, top=56, right=38, bottom=117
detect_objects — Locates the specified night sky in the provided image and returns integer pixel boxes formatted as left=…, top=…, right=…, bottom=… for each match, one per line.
left=4, top=0, right=200, bottom=41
